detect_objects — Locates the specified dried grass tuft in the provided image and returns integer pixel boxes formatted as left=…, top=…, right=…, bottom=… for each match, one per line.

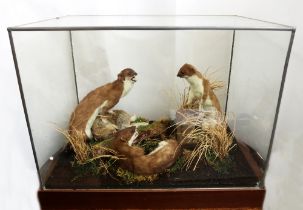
left=57, top=128, right=90, bottom=164
left=178, top=88, right=204, bottom=110
left=57, top=128, right=120, bottom=166
left=210, top=80, right=224, bottom=90
left=174, top=71, right=235, bottom=171
left=203, top=68, right=225, bottom=90
left=174, top=111, right=235, bottom=171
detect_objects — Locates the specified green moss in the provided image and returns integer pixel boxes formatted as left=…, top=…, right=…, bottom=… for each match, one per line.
left=87, top=138, right=97, bottom=145
left=71, top=159, right=102, bottom=181
left=138, top=139, right=160, bottom=155
left=115, top=167, right=158, bottom=184
left=137, top=124, right=153, bottom=133
left=133, top=116, right=149, bottom=123
left=213, top=158, right=233, bottom=175
left=166, top=156, right=186, bottom=174
left=205, top=151, right=233, bottom=175
left=71, top=156, right=119, bottom=182
left=136, top=120, right=161, bottom=131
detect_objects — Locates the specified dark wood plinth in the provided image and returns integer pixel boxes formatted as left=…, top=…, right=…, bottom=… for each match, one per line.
left=38, top=187, right=265, bottom=209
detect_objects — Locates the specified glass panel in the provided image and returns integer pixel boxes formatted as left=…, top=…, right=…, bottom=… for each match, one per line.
left=227, top=30, right=291, bottom=159
left=14, top=15, right=293, bottom=30
left=12, top=31, right=78, bottom=169
left=71, top=30, right=232, bottom=119
left=10, top=18, right=293, bottom=190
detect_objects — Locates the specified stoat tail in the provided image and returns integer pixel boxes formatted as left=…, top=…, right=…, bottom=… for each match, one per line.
left=68, top=112, right=88, bottom=142
left=202, top=78, right=222, bottom=113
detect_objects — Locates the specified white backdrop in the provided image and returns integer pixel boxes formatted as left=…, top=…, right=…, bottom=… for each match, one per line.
left=71, top=30, right=232, bottom=118
left=1, top=1, right=303, bottom=210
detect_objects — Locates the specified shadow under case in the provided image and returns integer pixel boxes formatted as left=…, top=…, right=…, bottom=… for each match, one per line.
left=8, top=15, right=295, bottom=209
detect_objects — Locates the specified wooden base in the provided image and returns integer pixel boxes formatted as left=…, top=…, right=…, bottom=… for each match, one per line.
left=38, top=187, right=265, bottom=209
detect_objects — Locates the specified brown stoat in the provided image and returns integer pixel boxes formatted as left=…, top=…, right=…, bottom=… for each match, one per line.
left=112, top=126, right=180, bottom=175
left=177, top=63, right=221, bottom=112
left=69, top=68, right=137, bottom=140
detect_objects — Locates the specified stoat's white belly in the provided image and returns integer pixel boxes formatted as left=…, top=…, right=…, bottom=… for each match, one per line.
left=185, top=75, right=219, bottom=127
left=186, top=75, right=204, bottom=104
left=85, top=78, right=135, bottom=139
left=186, top=75, right=216, bottom=111
left=128, top=129, right=139, bottom=146
left=85, top=100, right=108, bottom=139
left=122, top=79, right=134, bottom=97
left=148, top=141, right=168, bottom=155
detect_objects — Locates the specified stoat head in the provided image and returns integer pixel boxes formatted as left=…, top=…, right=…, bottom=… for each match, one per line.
left=177, top=63, right=197, bottom=78
left=115, top=126, right=138, bottom=146
left=118, top=68, right=137, bottom=83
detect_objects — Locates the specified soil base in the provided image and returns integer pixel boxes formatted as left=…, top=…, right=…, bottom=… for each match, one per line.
left=42, top=140, right=263, bottom=189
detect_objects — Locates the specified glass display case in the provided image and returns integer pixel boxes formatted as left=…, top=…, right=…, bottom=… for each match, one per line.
left=8, top=15, right=295, bottom=209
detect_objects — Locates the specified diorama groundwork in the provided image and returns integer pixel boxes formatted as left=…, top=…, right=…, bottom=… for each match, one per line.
left=43, top=116, right=263, bottom=189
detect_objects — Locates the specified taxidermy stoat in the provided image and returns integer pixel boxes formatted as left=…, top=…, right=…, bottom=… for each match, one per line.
left=177, top=63, right=221, bottom=112
left=112, top=126, right=180, bottom=175
left=69, top=68, right=137, bottom=140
